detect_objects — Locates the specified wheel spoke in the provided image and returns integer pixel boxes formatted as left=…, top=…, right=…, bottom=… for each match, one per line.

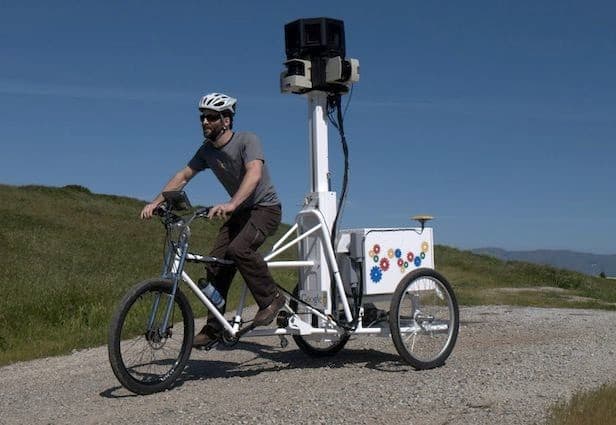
left=389, top=270, right=459, bottom=369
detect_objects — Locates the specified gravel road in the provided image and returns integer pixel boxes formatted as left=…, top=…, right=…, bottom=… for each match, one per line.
left=1, top=305, right=615, bottom=425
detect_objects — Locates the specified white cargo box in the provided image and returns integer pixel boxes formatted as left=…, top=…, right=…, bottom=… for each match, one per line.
left=337, top=228, right=434, bottom=295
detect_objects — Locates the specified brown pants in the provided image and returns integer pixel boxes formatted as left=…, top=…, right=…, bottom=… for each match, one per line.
left=205, top=204, right=282, bottom=311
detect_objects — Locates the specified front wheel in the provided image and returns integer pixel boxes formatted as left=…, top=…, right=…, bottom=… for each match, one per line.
left=389, top=268, right=459, bottom=370
left=108, top=279, right=194, bottom=395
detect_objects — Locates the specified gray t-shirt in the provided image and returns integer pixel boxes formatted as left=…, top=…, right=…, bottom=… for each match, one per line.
left=188, top=132, right=280, bottom=208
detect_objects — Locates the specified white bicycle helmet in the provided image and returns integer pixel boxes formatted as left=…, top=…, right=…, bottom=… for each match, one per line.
left=198, top=92, right=237, bottom=114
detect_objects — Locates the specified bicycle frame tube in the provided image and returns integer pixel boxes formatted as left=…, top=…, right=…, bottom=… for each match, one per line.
left=146, top=292, right=162, bottom=331
left=181, top=270, right=235, bottom=334
left=228, top=205, right=353, bottom=336
left=159, top=231, right=239, bottom=335
left=158, top=235, right=189, bottom=334
left=295, top=207, right=353, bottom=322
left=161, top=241, right=174, bottom=278
left=148, top=235, right=178, bottom=331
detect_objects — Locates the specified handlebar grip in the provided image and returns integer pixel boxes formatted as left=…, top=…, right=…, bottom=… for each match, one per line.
left=195, top=206, right=212, bottom=218
left=153, top=205, right=167, bottom=217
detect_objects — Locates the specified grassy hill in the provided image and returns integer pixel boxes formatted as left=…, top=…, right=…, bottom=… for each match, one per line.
left=0, top=183, right=296, bottom=365
left=472, top=247, right=616, bottom=277
left=1, top=183, right=615, bottom=365
left=437, top=245, right=616, bottom=309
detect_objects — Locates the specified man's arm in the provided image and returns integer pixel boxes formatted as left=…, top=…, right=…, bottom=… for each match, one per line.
left=140, top=166, right=198, bottom=219
left=208, top=159, right=262, bottom=219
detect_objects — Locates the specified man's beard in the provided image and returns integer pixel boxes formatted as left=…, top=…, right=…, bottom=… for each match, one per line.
left=204, top=125, right=224, bottom=142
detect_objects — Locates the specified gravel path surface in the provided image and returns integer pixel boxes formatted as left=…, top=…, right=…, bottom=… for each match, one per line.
left=1, top=305, right=615, bottom=424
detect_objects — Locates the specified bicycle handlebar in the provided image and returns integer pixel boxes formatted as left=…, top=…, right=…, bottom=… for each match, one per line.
left=153, top=204, right=213, bottom=224
left=194, top=206, right=212, bottom=218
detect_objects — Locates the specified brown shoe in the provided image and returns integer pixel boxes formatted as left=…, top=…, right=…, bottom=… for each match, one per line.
left=253, top=292, right=286, bottom=326
left=193, top=324, right=221, bottom=348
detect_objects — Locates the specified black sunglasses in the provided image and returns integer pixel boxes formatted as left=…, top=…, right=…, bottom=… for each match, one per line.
left=199, top=113, right=221, bottom=123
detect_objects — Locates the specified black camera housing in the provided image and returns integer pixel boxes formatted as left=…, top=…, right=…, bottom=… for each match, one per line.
left=284, top=17, right=346, bottom=61
left=284, top=18, right=349, bottom=93
left=282, top=17, right=358, bottom=94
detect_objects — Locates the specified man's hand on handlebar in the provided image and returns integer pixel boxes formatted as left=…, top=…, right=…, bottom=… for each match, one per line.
left=207, top=202, right=236, bottom=220
left=140, top=202, right=162, bottom=219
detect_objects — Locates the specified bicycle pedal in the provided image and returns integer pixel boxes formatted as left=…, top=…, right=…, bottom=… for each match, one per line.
left=204, top=341, right=219, bottom=351
left=194, top=339, right=219, bottom=351
left=236, top=323, right=256, bottom=338
left=276, top=311, right=291, bottom=328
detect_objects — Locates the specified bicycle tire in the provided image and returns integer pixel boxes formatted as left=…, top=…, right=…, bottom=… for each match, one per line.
left=108, top=279, right=194, bottom=395
left=389, top=268, right=459, bottom=370
left=289, top=285, right=350, bottom=357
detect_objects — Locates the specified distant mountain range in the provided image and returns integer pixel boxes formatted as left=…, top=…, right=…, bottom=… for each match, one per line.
left=471, top=248, right=616, bottom=277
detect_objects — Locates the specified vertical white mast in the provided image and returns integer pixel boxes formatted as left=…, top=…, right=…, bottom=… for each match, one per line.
left=306, top=92, right=337, bottom=232
left=308, top=92, right=329, bottom=193
left=297, top=91, right=338, bottom=315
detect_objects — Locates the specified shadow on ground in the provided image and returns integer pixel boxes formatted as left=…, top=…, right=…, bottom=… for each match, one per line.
left=101, top=341, right=413, bottom=398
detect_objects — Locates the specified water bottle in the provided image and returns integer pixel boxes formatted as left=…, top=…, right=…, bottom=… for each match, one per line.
left=198, top=279, right=225, bottom=309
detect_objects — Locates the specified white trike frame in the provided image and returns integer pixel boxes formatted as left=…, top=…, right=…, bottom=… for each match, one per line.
left=176, top=206, right=363, bottom=341
left=171, top=92, right=447, bottom=342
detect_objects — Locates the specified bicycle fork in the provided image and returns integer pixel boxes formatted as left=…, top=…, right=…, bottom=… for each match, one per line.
left=148, top=237, right=189, bottom=337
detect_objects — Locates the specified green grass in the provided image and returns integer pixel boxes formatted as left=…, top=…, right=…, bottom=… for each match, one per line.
left=1, top=183, right=616, bottom=366
left=545, top=383, right=616, bottom=425
left=435, top=245, right=616, bottom=310
left=0, top=184, right=296, bottom=364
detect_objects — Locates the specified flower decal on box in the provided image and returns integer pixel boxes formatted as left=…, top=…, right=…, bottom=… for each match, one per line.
left=370, top=266, right=383, bottom=283
left=368, top=239, right=431, bottom=283
left=380, top=257, right=390, bottom=271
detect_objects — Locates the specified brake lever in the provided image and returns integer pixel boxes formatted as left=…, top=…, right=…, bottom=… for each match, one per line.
left=153, top=204, right=184, bottom=225
left=195, top=206, right=212, bottom=218
left=153, top=205, right=168, bottom=217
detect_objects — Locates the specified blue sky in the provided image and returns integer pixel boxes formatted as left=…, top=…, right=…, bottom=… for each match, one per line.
left=1, top=1, right=615, bottom=254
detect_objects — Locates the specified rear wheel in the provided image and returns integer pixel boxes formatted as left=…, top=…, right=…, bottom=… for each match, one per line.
left=289, top=285, right=350, bottom=357
left=108, top=279, right=194, bottom=395
left=389, top=268, right=459, bottom=369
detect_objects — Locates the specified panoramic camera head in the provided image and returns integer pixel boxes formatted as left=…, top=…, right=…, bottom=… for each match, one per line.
left=281, top=17, right=359, bottom=95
